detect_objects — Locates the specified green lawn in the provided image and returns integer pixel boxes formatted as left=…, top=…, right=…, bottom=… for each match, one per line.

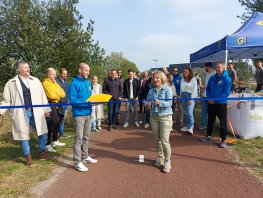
left=194, top=101, right=263, bottom=181
left=0, top=112, right=75, bottom=197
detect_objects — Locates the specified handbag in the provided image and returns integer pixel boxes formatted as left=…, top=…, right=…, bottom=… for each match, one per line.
left=57, top=106, right=65, bottom=117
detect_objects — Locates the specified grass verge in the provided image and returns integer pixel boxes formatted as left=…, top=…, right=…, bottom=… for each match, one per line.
left=194, top=101, right=263, bottom=182
left=230, top=138, right=263, bottom=182
left=0, top=111, right=74, bottom=198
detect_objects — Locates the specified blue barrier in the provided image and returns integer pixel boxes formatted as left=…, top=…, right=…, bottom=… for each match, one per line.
left=1, top=96, right=263, bottom=109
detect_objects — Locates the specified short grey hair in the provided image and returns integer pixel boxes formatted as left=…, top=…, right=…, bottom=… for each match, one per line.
left=16, top=60, right=28, bottom=69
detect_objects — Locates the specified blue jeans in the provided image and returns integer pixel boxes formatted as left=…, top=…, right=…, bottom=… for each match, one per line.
left=200, top=99, right=208, bottom=128
left=125, top=101, right=138, bottom=123
left=181, top=92, right=195, bottom=129
left=59, top=106, right=68, bottom=136
left=108, top=99, right=119, bottom=126
left=21, top=110, right=47, bottom=156
left=145, top=109, right=150, bottom=124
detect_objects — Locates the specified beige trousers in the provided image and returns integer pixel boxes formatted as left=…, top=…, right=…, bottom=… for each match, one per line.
left=150, top=114, right=173, bottom=164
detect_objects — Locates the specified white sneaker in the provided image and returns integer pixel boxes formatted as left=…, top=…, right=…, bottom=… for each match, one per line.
left=180, top=127, right=188, bottom=132
left=98, top=126, right=102, bottom=130
left=135, top=122, right=140, bottom=127
left=163, top=162, right=171, bottom=173
left=144, top=123, right=150, bottom=129
left=123, top=122, right=129, bottom=128
left=75, top=162, right=88, bottom=172
left=82, top=156, right=98, bottom=164
left=46, top=144, right=56, bottom=152
left=188, top=128, right=193, bottom=135
left=53, top=140, right=66, bottom=147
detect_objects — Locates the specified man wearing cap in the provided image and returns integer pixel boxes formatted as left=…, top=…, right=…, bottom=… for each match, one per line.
left=172, top=67, right=183, bottom=126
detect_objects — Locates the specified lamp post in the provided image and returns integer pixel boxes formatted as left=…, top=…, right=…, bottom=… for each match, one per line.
left=153, top=59, right=158, bottom=69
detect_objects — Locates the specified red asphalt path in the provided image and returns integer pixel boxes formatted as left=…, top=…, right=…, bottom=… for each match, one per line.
left=38, top=119, right=263, bottom=198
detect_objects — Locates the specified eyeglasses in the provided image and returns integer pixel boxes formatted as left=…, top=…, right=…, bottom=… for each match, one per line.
left=118, top=72, right=122, bottom=73
left=173, top=70, right=178, bottom=72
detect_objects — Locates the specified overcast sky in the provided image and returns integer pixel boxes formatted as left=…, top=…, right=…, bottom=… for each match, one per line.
left=77, top=0, right=246, bottom=71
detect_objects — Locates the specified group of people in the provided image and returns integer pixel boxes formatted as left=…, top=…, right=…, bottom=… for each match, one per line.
left=0, top=59, right=262, bottom=173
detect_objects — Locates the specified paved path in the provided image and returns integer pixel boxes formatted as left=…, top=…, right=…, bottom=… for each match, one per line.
left=37, top=114, right=263, bottom=198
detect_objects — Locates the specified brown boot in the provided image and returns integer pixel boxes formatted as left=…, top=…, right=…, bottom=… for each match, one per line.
left=39, top=151, right=56, bottom=160
left=39, top=151, right=47, bottom=160
left=26, top=155, right=34, bottom=166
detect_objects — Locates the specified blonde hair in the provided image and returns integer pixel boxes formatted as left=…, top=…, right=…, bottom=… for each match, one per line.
left=151, top=71, right=167, bottom=85
left=46, top=67, right=56, bottom=75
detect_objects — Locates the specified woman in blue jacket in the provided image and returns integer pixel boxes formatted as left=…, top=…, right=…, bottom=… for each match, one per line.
left=145, top=71, right=173, bottom=173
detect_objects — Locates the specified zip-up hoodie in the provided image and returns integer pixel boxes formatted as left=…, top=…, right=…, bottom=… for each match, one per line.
left=172, top=74, right=182, bottom=95
left=69, top=75, right=92, bottom=117
left=206, top=70, right=231, bottom=104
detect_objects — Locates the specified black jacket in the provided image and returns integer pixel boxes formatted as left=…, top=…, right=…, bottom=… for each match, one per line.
left=123, top=78, right=140, bottom=99
left=103, top=77, right=123, bottom=99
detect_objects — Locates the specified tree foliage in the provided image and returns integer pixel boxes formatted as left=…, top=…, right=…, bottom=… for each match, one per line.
left=237, top=0, right=263, bottom=65
left=103, top=52, right=138, bottom=80
left=234, top=60, right=253, bottom=81
left=0, top=0, right=105, bottom=87
left=238, top=0, right=263, bottom=20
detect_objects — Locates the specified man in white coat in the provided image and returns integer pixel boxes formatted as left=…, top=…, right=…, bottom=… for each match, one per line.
left=0, top=61, right=51, bottom=166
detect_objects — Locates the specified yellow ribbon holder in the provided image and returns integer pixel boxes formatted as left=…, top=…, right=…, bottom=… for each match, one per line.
left=86, top=94, right=112, bottom=103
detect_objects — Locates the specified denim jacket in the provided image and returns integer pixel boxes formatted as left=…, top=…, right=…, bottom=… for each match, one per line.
left=145, top=85, right=173, bottom=116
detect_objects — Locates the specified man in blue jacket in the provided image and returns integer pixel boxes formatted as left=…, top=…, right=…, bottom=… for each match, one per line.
left=172, top=67, right=183, bottom=126
left=200, top=62, right=231, bottom=148
left=69, top=63, right=97, bottom=172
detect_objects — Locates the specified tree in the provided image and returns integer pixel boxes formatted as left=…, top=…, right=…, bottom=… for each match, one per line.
left=103, top=52, right=138, bottom=80
left=234, top=60, right=253, bottom=81
left=238, top=0, right=263, bottom=20
left=237, top=0, right=263, bottom=65
left=0, top=0, right=105, bottom=88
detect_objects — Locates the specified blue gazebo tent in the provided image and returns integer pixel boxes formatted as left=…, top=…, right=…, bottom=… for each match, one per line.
left=190, top=12, right=263, bottom=64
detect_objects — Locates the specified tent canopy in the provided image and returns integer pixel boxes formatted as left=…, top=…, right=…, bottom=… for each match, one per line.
left=190, top=12, right=263, bottom=63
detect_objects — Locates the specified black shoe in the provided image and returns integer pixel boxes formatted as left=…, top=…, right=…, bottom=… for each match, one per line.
left=115, top=122, right=120, bottom=126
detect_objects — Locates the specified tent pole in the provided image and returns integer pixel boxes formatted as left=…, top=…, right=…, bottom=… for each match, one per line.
left=225, top=49, right=228, bottom=69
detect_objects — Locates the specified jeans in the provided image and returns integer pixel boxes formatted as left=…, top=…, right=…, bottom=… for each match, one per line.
left=108, top=99, right=119, bottom=126
left=73, top=116, right=92, bottom=163
left=145, top=109, right=150, bottom=124
left=59, top=106, right=68, bottom=136
left=150, top=114, right=173, bottom=164
left=181, top=92, right=195, bottom=129
left=207, top=104, right=227, bottom=140
left=125, top=101, right=138, bottom=124
left=199, top=99, right=208, bottom=128
left=21, top=110, right=47, bottom=156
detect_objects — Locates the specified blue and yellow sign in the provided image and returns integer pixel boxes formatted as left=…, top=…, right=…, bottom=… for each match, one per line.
left=256, top=20, right=263, bottom=26
left=237, top=36, right=247, bottom=45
